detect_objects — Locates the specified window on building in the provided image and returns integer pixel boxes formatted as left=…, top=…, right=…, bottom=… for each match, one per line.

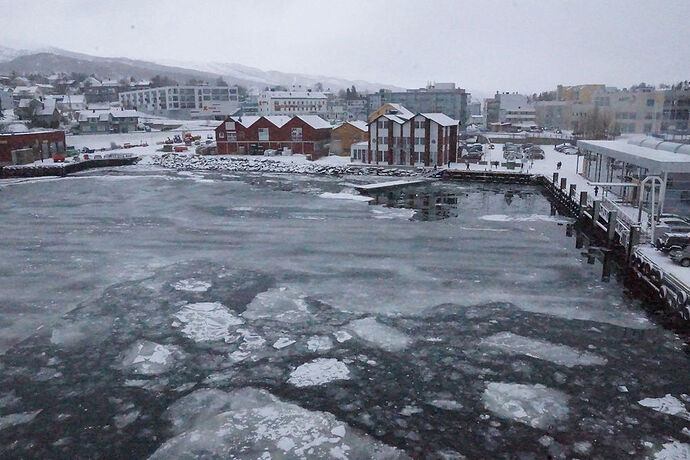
left=226, top=121, right=236, bottom=131
left=291, top=128, right=302, bottom=140
left=258, top=127, right=269, bottom=141
left=647, top=99, right=655, bottom=107
left=218, top=132, right=225, bottom=139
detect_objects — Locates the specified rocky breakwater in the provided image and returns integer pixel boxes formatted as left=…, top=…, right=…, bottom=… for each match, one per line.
left=152, top=153, right=422, bottom=177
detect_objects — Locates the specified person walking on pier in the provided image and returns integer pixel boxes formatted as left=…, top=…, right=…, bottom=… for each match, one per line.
left=466, top=161, right=470, bottom=170
left=556, top=161, right=562, bottom=170
left=594, top=186, right=599, bottom=197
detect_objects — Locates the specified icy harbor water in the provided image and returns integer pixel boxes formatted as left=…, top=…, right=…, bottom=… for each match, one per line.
left=1, top=167, right=690, bottom=459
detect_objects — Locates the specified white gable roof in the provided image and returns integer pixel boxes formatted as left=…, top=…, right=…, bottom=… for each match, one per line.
left=420, top=113, right=459, bottom=127
left=296, top=115, right=331, bottom=130
left=386, top=103, right=414, bottom=119
left=347, top=120, right=368, bottom=132
left=264, top=115, right=291, bottom=127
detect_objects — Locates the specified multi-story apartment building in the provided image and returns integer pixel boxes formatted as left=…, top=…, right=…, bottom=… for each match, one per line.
left=257, top=91, right=328, bottom=116
left=119, top=86, right=239, bottom=120
left=483, top=92, right=535, bottom=129
left=367, top=105, right=459, bottom=166
left=661, top=86, right=690, bottom=133
left=556, top=84, right=606, bottom=104
left=591, top=86, right=665, bottom=134
left=367, top=83, right=469, bottom=124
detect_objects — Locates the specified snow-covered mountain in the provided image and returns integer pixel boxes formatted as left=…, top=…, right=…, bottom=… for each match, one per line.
left=0, top=46, right=402, bottom=92
left=157, top=59, right=404, bottom=92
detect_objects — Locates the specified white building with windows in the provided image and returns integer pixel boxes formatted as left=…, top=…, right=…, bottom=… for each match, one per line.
left=258, top=91, right=328, bottom=116
left=119, top=86, right=239, bottom=119
left=498, top=93, right=536, bottom=128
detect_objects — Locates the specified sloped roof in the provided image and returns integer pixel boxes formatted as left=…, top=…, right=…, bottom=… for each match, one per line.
left=295, top=115, right=331, bottom=130
left=262, top=91, right=327, bottom=99
left=264, top=115, right=291, bottom=127
left=347, top=120, right=368, bottom=131
left=36, top=99, right=57, bottom=116
left=78, top=109, right=138, bottom=122
left=419, top=113, right=459, bottom=126
left=386, top=103, right=414, bottom=119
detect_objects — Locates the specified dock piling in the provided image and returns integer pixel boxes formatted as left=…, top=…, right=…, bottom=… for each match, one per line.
left=607, top=210, right=618, bottom=242
left=569, top=184, right=577, bottom=199
left=592, top=200, right=601, bottom=228
left=560, top=177, right=567, bottom=190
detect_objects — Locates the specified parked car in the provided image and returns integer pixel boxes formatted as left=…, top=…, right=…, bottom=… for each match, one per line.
left=503, top=142, right=519, bottom=152
left=467, top=143, right=483, bottom=152
left=657, top=217, right=690, bottom=234
left=670, top=247, right=690, bottom=267
left=655, top=232, right=690, bottom=253
left=524, top=147, right=545, bottom=159
left=562, top=146, right=580, bottom=155
left=554, top=143, right=573, bottom=152
left=263, top=149, right=279, bottom=156
left=462, top=151, right=483, bottom=160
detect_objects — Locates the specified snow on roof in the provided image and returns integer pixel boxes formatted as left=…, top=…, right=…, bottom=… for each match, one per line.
left=83, top=77, right=102, bottom=87
left=347, top=120, right=368, bottom=131
left=381, top=114, right=407, bottom=124
left=262, top=91, right=327, bottom=99
left=12, top=86, right=39, bottom=95
left=386, top=103, right=414, bottom=119
left=35, top=99, right=57, bottom=116
left=579, top=139, right=690, bottom=173
left=264, top=116, right=292, bottom=127
left=296, top=115, right=331, bottom=130
left=101, top=79, right=120, bottom=87
left=420, top=113, right=459, bottom=126
left=61, top=94, right=85, bottom=104
left=231, top=115, right=261, bottom=128
left=17, top=98, right=34, bottom=108
left=5, top=123, right=28, bottom=133
left=351, top=141, right=369, bottom=147
left=77, top=109, right=138, bottom=122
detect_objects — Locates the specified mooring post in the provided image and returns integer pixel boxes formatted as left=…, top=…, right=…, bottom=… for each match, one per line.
left=569, top=184, right=576, bottom=199
left=579, top=191, right=588, bottom=218
left=560, top=177, right=567, bottom=190
left=552, top=172, right=559, bottom=189
left=628, top=225, right=641, bottom=260
left=607, top=210, right=618, bottom=242
left=592, top=200, right=601, bottom=228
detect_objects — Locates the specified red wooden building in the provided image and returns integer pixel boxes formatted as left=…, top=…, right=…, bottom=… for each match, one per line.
left=215, top=115, right=332, bottom=159
left=0, top=130, right=67, bottom=165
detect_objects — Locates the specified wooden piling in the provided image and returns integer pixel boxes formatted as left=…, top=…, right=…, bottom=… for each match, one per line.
left=607, top=210, right=618, bottom=241
left=560, top=177, right=567, bottom=190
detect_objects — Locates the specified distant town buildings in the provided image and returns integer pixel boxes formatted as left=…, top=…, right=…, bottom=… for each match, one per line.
left=367, top=83, right=469, bottom=124
left=257, top=90, right=328, bottom=116
left=484, top=92, right=536, bottom=131
left=119, top=86, right=239, bottom=120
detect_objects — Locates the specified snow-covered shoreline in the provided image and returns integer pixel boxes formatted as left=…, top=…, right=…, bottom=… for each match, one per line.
left=150, top=153, right=423, bottom=177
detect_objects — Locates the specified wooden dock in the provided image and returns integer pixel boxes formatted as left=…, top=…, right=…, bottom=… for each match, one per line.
left=0, top=156, right=140, bottom=179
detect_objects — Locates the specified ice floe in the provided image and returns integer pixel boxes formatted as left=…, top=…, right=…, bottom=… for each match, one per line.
left=242, top=287, right=313, bottom=323
left=0, top=410, right=42, bottom=432
left=652, top=440, right=690, bottom=459
left=481, top=331, right=608, bottom=367
left=370, top=206, right=416, bottom=220
left=307, top=335, right=334, bottom=352
left=481, top=382, right=570, bottom=429
left=638, top=394, right=690, bottom=421
left=479, top=214, right=572, bottom=223
left=173, top=302, right=244, bottom=342
left=319, top=192, right=373, bottom=202
left=273, top=337, right=296, bottom=349
left=334, top=330, right=352, bottom=343
left=150, top=387, right=408, bottom=459
left=120, top=340, right=182, bottom=375
left=288, top=358, right=351, bottom=387
left=428, top=399, right=463, bottom=411
left=172, top=278, right=212, bottom=292
left=346, top=317, right=412, bottom=352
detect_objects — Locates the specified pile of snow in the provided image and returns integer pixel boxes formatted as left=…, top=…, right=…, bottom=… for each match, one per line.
left=150, top=387, right=408, bottom=459
left=242, top=287, right=313, bottom=323
left=152, top=153, right=421, bottom=178
left=288, top=358, right=351, bottom=387
left=173, top=302, right=244, bottom=342
left=481, top=332, right=608, bottom=368
left=119, top=340, right=182, bottom=375
left=346, top=317, right=412, bottom=352
left=370, top=206, right=416, bottom=220
left=481, top=382, right=570, bottom=429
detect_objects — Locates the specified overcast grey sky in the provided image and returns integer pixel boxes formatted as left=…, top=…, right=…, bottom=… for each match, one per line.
left=1, top=0, right=688, bottom=94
